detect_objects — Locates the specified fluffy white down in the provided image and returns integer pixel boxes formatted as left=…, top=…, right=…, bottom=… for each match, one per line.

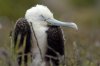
left=25, top=4, right=53, bottom=22
left=25, top=5, right=54, bottom=66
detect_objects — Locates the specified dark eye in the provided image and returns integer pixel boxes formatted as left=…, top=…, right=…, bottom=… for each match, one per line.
left=40, top=15, right=46, bottom=21
left=40, top=15, right=44, bottom=18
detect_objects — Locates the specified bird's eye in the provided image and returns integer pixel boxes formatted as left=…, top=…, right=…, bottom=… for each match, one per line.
left=40, top=15, right=46, bottom=21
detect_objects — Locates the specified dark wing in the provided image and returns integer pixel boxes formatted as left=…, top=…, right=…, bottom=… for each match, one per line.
left=46, top=25, right=64, bottom=66
left=12, top=18, right=32, bottom=66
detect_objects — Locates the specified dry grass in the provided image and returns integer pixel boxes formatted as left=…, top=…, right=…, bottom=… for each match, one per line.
left=0, top=38, right=100, bottom=66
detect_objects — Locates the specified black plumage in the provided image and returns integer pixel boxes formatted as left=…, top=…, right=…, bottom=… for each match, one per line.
left=45, top=26, right=64, bottom=66
left=13, top=18, right=32, bottom=66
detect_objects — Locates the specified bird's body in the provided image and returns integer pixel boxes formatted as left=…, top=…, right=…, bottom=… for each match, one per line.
left=12, top=5, right=78, bottom=66
left=14, top=18, right=64, bottom=66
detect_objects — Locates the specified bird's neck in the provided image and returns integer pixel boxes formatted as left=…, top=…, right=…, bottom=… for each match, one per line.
left=31, top=21, right=48, bottom=28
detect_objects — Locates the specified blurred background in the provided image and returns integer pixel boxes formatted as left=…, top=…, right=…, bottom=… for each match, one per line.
left=0, top=0, right=100, bottom=66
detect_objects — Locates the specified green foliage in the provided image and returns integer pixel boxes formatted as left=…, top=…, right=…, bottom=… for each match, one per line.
left=0, top=0, right=39, bottom=21
left=69, top=0, right=97, bottom=8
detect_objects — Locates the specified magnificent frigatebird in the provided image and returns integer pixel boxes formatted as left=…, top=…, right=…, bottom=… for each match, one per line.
left=12, top=5, right=78, bottom=66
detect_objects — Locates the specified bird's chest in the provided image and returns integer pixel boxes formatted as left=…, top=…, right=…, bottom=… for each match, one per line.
left=32, top=26, right=48, bottom=56
left=34, top=26, right=48, bottom=45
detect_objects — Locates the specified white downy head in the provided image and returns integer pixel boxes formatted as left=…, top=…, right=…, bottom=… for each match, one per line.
left=25, top=4, right=78, bottom=30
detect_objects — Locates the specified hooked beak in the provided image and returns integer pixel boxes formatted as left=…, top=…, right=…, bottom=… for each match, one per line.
left=46, top=18, right=78, bottom=30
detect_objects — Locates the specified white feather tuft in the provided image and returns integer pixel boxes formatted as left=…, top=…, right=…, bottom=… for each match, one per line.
left=25, top=4, right=53, bottom=22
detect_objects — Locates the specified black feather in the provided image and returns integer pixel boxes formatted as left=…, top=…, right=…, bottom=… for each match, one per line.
left=13, top=18, right=32, bottom=66
left=45, top=25, right=64, bottom=66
